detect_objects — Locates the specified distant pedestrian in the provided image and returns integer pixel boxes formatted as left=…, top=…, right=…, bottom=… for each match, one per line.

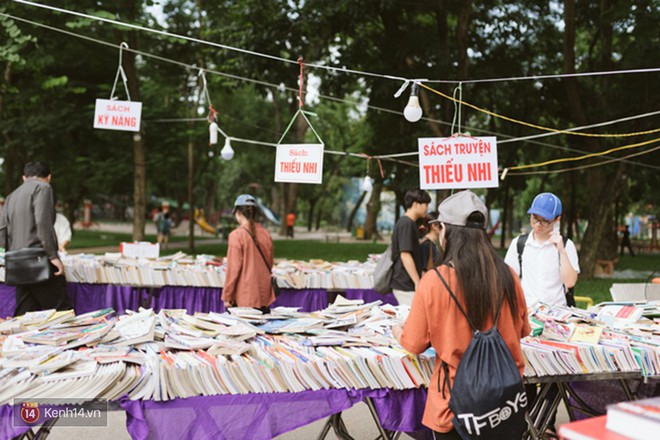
left=0, top=162, right=72, bottom=315
left=286, top=211, right=296, bottom=238
left=54, top=211, right=72, bottom=252
left=157, top=212, right=173, bottom=249
left=620, top=225, right=635, bottom=257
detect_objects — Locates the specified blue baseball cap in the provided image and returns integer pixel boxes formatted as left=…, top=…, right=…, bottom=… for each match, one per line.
left=527, top=192, right=562, bottom=221
left=233, top=194, right=257, bottom=213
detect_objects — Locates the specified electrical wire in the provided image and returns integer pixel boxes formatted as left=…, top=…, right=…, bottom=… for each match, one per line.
left=507, top=143, right=660, bottom=176
left=12, top=0, right=660, bottom=86
left=419, top=83, right=660, bottom=138
left=4, top=10, right=659, bottom=172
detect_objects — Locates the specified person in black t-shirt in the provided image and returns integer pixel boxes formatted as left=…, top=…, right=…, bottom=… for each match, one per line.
left=390, top=189, right=431, bottom=305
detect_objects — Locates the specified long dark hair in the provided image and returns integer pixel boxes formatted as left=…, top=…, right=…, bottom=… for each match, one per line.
left=441, top=212, right=519, bottom=330
left=236, top=205, right=258, bottom=237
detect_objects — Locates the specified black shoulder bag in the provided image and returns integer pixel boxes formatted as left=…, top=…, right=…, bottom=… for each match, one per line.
left=2, top=224, right=51, bottom=286
left=243, top=228, right=280, bottom=297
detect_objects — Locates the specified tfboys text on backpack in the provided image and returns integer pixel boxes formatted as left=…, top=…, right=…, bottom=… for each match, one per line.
left=434, top=267, right=528, bottom=439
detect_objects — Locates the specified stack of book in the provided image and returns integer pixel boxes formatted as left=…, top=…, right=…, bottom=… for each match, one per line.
left=521, top=303, right=660, bottom=377
left=0, top=252, right=385, bottom=290
left=559, top=397, right=660, bottom=440
left=0, top=298, right=434, bottom=404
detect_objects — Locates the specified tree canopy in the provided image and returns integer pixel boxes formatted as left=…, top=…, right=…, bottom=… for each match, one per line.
left=1, top=0, right=658, bottom=276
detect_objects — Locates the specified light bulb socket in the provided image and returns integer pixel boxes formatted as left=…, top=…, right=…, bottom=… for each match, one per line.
left=209, top=122, right=218, bottom=145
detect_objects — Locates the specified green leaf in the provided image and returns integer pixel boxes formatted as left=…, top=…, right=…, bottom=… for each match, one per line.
left=42, top=76, right=69, bottom=90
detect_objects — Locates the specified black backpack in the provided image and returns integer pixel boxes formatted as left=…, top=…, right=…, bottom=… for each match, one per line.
left=433, top=267, right=528, bottom=440
left=516, top=234, right=576, bottom=307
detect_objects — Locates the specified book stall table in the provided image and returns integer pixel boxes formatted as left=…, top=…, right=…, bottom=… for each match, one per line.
left=0, top=283, right=397, bottom=317
left=524, top=372, right=659, bottom=440
left=0, top=388, right=430, bottom=440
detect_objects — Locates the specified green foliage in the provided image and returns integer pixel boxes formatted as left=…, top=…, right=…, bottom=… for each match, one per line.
left=1, top=0, right=658, bottom=251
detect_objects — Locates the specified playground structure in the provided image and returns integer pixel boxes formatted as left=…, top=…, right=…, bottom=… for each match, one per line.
left=194, top=209, right=217, bottom=235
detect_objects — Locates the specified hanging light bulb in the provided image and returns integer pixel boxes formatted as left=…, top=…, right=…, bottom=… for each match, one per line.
left=221, top=137, right=234, bottom=160
left=209, top=120, right=218, bottom=145
left=360, top=175, right=373, bottom=192
left=403, top=83, right=423, bottom=122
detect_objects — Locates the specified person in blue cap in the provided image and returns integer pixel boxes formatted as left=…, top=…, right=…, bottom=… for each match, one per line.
left=504, top=192, right=580, bottom=308
left=504, top=192, right=580, bottom=435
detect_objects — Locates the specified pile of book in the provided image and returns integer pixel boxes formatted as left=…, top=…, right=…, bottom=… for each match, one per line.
left=5, top=252, right=381, bottom=290
left=522, top=302, right=660, bottom=377
left=0, top=297, right=434, bottom=404
left=559, top=396, right=660, bottom=439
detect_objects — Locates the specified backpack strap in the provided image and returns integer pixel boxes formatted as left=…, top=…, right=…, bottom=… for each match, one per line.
left=432, top=265, right=508, bottom=397
left=432, top=265, right=506, bottom=332
left=516, top=233, right=529, bottom=278
left=241, top=227, right=272, bottom=272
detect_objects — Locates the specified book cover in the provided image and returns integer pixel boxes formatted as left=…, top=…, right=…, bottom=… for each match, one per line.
left=569, top=324, right=604, bottom=344
left=559, top=415, right=630, bottom=440
left=606, top=396, right=660, bottom=440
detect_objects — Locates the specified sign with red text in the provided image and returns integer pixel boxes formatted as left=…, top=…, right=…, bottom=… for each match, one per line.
left=93, top=99, right=142, bottom=132
left=275, top=144, right=324, bottom=184
left=418, top=136, right=499, bottom=189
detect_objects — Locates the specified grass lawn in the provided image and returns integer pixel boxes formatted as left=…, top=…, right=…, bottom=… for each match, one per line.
left=70, top=229, right=204, bottom=248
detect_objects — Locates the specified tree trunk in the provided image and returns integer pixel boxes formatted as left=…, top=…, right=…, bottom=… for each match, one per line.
left=346, top=191, right=368, bottom=232
left=500, top=184, right=510, bottom=249
left=307, top=197, right=317, bottom=231
left=187, top=138, right=195, bottom=252
left=563, top=0, right=619, bottom=278
left=122, top=33, right=146, bottom=241
left=315, top=205, right=324, bottom=231
left=364, top=182, right=383, bottom=240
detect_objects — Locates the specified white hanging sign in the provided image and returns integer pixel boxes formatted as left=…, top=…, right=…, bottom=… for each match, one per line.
left=274, top=144, right=324, bottom=184
left=418, top=136, right=499, bottom=189
left=93, top=99, right=142, bottom=132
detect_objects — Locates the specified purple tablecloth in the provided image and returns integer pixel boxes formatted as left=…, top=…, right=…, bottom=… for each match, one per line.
left=0, top=388, right=429, bottom=440
left=0, top=285, right=394, bottom=317
left=118, top=388, right=429, bottom=440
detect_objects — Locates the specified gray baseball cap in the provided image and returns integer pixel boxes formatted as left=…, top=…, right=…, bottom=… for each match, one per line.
left=233, top=194, right=257, bottom=212
left=437, top=190, right=488, bottom=229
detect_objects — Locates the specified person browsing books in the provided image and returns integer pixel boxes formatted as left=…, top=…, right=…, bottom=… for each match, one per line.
left=504, top=192, right=580, bottom=308
left=0, top=162, right=72, bottom=315
left=504, top=191, right=579, bottom=435
left=393, top=190, right=530, bottom=439
left=222, top=194, right=275, bottom=314
left=390, top=189, right=431, bottom=305
left=420, top=212, right=441, bottom=273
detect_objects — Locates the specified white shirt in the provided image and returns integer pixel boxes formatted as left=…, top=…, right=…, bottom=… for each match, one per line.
left=54, top=213, right=72, bottom=248
left=504, top=232, right=580, bottom=307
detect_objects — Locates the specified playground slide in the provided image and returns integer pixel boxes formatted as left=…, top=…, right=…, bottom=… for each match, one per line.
left=194, top=209, right=216, bottom=234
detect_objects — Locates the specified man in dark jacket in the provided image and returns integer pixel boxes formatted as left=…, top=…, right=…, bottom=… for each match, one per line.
left=0, top=162, right=72, bottom=315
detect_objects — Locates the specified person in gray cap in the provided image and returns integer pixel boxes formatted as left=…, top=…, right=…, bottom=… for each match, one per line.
left=222, top=194, right=275, bottom=314
left=394, top=190, right=529, bottom=438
